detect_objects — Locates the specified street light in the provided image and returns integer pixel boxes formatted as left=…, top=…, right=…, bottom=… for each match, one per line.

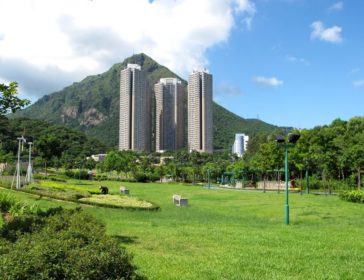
left=25, top=142, right=33, bottom=184
left=207, top=169, right=211, bottom=189
left=11, top=136, right=26, bottom=189
left=275, top=133, right=300, bottom=225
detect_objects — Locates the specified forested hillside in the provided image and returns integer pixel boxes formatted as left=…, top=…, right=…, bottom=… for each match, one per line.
left=0, top=116, right=106, bottom=167
left=14, top=53, right=279, bottom=150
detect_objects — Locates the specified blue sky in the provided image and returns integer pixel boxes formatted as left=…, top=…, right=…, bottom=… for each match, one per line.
left=210, top=0, right=364, bottom=128
left=0, top=0, right=363, bottom=129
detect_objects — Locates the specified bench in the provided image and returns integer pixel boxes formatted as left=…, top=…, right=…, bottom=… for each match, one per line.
left=120, top=186, right=130, bottom=195
left=172, top=194, right=188, bottom=206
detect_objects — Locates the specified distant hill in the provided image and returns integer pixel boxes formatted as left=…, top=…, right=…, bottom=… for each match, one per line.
left=14, top=53, right=279, bottom=151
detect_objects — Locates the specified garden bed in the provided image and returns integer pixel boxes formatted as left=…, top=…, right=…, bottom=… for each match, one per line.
left=0, top=179, right=159, bottom=211
left=79, top=194, right=159, bottom=210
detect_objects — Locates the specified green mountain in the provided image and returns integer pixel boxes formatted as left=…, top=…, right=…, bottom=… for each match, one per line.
left=14, top=53, right=279, bottom=150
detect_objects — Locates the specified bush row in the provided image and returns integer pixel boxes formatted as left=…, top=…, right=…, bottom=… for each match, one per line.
left=33, top=174, right=67, bottom=182
left=340, top=190, right=364, bottom=203
left=23, top=186, right=91, bottom=201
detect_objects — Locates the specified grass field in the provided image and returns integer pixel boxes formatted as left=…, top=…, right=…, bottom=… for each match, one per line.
left=1, top=181, right=363, bottom=279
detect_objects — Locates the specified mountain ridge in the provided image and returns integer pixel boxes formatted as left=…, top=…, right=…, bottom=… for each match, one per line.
left=14, top=53, right=280, bottom=150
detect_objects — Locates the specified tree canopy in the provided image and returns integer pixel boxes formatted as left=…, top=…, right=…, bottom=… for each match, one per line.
left=0, top=82, right=30, bottom=115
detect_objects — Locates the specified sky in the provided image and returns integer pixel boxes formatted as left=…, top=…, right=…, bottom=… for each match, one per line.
left=0, top=0, right=363, bottom=129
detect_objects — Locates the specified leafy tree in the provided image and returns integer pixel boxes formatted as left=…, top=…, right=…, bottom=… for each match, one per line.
left=0, top=82, right=30, bottom=115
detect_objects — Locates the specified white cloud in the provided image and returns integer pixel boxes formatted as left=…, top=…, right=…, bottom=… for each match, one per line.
left=234, top=0, right=256, bottom=30
left=252, top=76, right=283, bottom=87
left=328, top=2, right=343, bottom=12
left=0, top=0, right=256, bottom=99
left=310, top=21, right=343, bottom=43
left=353, top=80, right=364, bottom=87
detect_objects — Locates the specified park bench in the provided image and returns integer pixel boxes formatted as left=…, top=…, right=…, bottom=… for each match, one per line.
left=120, top=186, right=130, bottom=195
left=172, top=194, right=188, bottom=206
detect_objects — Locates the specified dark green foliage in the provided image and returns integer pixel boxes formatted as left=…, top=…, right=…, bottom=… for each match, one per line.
left=243, top=117, right=364, bottom=190
left=13, top=53, right=278, bottom=150
left=0, top=117, right=106, bottom=167
left=23, top=185, right=92, bottom=201
left=0, top=81, right=30, bottom=115
left=0, top=193, right=16, bottom=212
left=340, top=190, right=364, bottom=203
left=33, top=174, right=67, bottom=182
left=64, top=169, right=91, bottom=180
left=133, top=171, right=149, bottom=183
left=0, top=207, right=145, bottom=279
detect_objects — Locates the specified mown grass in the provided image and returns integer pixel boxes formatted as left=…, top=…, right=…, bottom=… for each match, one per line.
left=1, top=181, right=363, bottom=279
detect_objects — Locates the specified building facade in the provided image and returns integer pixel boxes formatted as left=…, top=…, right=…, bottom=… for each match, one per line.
left=155, top=78, right=184, bottom=152
left=232, top=133, right=249, bottom=157
left=187, top=69, right=213, bottom=153
left=119, top=63, right=150, bottom=151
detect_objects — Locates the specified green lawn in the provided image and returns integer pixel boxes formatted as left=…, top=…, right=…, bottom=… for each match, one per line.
left=1, top=181, right=363, bottom=279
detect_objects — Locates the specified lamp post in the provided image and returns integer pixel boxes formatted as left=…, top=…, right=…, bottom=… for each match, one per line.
left=12, top=136, right=27, bottom=189
left=25, top=142, right=33, bottom=184
left=275, top=133, right=300, bottom=225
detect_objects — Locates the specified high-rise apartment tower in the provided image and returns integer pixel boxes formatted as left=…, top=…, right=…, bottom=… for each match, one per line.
left=155, top=78, right=184, bottom=152
left=119, top=64, right=150, bottom=151
left=232, top=133, right=249, bottom=157
left=187, top=69, right=213, bottom=153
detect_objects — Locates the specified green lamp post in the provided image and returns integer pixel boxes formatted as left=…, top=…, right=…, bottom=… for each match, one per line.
left=275, top=133, right=300, bottom=225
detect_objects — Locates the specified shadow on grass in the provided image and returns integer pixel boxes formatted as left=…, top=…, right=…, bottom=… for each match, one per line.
left=112, top=234, right=139, bottom=245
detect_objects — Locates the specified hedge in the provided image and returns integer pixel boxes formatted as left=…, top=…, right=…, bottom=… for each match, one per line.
left=339, top=190, right=364, bottom=203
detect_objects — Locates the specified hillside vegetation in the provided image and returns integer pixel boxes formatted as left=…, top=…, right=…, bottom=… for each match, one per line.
left=0, top=116, right=105, bottom=168
left=14, top=53, right=278, bottom=150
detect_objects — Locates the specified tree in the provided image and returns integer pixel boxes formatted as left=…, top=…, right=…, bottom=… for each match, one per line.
left=0, top=82, right=30, bottom=115
left=35, top=135, right=62, bottom=175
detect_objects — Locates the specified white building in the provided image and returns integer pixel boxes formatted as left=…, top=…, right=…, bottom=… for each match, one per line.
left=119, top=64, right=150, bottom=152
left=187, top=69, right=213, bottom=153
left=232, top=133, right=249, bottom=157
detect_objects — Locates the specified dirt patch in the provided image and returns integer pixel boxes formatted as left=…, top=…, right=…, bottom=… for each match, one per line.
left=2, top=212, right=12, bottom=222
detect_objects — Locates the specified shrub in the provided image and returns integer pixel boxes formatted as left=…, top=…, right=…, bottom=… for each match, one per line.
left=0, top=207, right=146, bottom=279
left=64, top=170, right=90, bottom=180
left=33, top=174, right=67, bottom=182
left=23, top=186, right=91, bottom=201
left=95, top=174, right=108, bottom=181
left=340, top=190, right=364, bottom=204
left=9, top=202, right=40, bottom=217
left=133, top=172, right=149, bottom=183
left=0, top=193, right=16, bottom=212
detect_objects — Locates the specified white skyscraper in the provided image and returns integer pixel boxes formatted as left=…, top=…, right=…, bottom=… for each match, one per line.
left=119, top=63, right=150, bottom=151
left=232, top=133, right=249, bottom=157
left=155, top=78, right=184, bottom=152
left=187, top=69, right=213, bottom=153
